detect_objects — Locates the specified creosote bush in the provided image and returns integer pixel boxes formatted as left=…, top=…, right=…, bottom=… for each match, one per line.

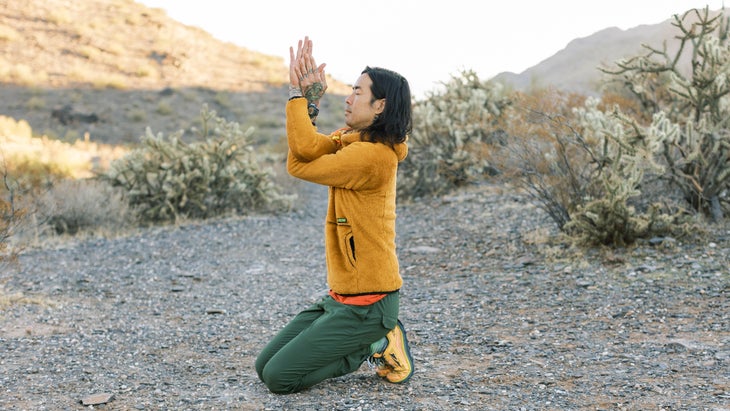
left=0, top=164, right=25, bottom=265
left=397, top=70, right=510, bottom=200
left=503, top=90, right=592, bottom=230
left=103, top=105, right=291, bottom=224
left=38, top=178, right=133, bottom=236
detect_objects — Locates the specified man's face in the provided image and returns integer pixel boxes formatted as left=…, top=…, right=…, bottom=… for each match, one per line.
left=344, top=73, right=384, bottom=130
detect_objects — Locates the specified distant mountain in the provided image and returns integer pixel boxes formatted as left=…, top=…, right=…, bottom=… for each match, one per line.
left=492, top=8, right=721, bottom=95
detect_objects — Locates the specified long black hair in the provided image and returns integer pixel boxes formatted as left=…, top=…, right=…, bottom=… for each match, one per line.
left=361, top=66, right=412, bottom=146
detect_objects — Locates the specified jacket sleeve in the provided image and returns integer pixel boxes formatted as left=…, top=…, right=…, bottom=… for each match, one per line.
left=286, top=98, right=338, bottom=161
left=287, top=142, right=396, bottom=191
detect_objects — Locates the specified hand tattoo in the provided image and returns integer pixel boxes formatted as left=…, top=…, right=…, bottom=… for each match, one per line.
left=304, top=82, right=325, bottom=105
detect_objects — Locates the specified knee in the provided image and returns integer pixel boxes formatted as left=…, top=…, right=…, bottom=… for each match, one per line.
left=256, top=352, right=298, bottom=394
left=254, top=355, right=267, bottom=381
left=260, top=366, right=300, bottom=394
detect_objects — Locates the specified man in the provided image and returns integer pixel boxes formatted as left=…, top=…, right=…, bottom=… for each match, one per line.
left=254, top=36, right=414, bottom=394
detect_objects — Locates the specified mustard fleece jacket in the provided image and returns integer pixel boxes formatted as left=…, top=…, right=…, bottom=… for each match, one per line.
left=286, top=98, right=408, bottom=295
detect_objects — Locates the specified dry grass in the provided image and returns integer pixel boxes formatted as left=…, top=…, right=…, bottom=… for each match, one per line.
left=0, top=284, right=51, bottom=309
left=0, top=115, right=134, bottom=247
left=1, top=124, right=127, bottom=180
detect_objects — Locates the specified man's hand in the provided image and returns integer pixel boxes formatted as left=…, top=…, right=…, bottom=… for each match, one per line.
left=291, top=37, right=327, bottom=105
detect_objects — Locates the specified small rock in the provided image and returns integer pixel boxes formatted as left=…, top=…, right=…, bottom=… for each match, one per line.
left=206, top=308, right=226, bottom=315
left=576, top=279, right=594, bottom=288
left=649, top=236, right=676, bottom=246
left=80, top=393, right=114, bottom=406
left=634, top=264, right=656, bottom=272
left=665, top=341, right=689, bottom=352
left=407, top=246, right=441, bottom=254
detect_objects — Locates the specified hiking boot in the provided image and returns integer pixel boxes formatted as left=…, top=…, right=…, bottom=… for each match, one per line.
left=372, top=319, right=414, bottom=383
left=368, top=354, right=393, bottom=378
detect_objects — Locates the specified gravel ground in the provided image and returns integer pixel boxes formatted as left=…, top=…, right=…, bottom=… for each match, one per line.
left=1, top=181, right=729, bottom=410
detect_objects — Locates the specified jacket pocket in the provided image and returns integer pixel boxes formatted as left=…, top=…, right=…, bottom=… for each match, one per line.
left=336, top=216, right=356, bottom=268
left=344, top=231, right=356, bottom=267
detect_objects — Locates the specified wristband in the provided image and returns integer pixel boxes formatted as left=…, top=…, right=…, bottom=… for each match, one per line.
left=308, top=103, right=319, bottom=119
left=289, top=85, right=303, bottom=99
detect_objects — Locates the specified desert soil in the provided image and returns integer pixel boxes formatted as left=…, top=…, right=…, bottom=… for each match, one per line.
left=1, top=181, right=729, bottom=410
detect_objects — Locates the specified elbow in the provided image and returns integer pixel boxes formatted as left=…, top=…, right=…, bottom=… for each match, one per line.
left=287, top=144, right=321, bottom=162
left=286, top=153, right=303, bottom=178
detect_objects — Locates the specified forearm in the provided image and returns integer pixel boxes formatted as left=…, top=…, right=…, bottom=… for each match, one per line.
left=289, top=85, right=321, bottom=125
left=286, top=98, right=337, bottom=161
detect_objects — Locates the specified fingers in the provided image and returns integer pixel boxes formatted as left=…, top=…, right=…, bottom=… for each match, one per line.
left=290, top=36, right=326, bottom=86
left=295, top=39, right=304, bottom=61
left=289, top=46, right=300, bottom=86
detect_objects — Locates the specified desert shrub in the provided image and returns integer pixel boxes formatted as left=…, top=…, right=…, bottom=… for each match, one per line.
left=504, top=90, right=592, bottom=229
left=102, top=105, right=291, bottom=224
left=511, top=96, right=691, bottom=246
left=602, top=7, right=730, bottom=221
left=397, top=70, right=510, bottom=200
left=565, top=99, right=690, bottom=245
left=36, top=178, right=133, bottom=236
left=4, top=158, right=70, bottom=192
left=0, top=164, right=26, bottom=265
left=0, top=116, right=67, bottom=194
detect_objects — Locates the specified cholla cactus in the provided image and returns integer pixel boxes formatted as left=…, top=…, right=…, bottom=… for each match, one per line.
left=397, top=70, right=509, bottom=199
left=603, top=7, right=730, bottom=220
left=103, top=105, right=290, bottom=224
left=563, top=99, right=684, bottom=246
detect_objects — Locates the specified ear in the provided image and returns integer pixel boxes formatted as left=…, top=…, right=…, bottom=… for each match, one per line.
left=374, top=98, right=386, bottom=115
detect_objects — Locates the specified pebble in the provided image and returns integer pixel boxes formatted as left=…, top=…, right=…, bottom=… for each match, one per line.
left=80, top=393, right=114, bottom=406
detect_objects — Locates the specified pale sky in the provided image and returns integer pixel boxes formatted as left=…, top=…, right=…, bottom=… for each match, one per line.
left=137, top=0, right=725, bottom=98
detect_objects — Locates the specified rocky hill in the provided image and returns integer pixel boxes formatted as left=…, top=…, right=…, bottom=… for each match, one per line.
left=493, top=7, right=723, bottom=95
left=0, top=0, right=349, bottom=146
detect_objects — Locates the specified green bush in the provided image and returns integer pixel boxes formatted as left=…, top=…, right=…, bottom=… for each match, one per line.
left=511, top=95, right=693, bottom=246
left=102, top=105, right=291, bottom=224
left=509, top=8, right=724, bottom=246
left=603, top=7, right=730, bottom=221
left=564, top=99, right=689, bottom=245
left=397, top=70, right=510, bottom=200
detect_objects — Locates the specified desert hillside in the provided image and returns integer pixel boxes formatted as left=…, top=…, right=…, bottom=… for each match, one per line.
left=0, top=0, right=286, bottom=90
left=0, top=0, right=348, bottom=146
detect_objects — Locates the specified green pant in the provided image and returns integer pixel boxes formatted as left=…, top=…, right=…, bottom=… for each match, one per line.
left=255, top=292, right=399, bottom=394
